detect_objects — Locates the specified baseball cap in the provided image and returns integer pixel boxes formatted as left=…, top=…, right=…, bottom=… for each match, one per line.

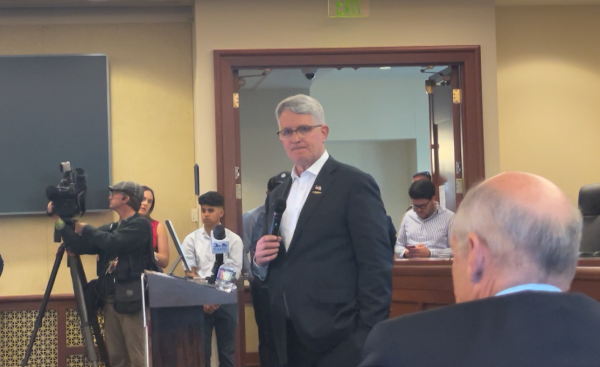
left=109, top=181, right=144, bottom=201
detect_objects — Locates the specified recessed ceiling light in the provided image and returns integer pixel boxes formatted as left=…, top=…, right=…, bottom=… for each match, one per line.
left=380, top=66, right=392, bottom=70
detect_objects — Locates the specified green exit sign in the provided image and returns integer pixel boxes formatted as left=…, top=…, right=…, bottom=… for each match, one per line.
left=328, top=0, right=370, bottom=18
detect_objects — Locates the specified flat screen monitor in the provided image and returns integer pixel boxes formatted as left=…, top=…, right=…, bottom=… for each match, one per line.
left=164, top=219, right=192, bottom=275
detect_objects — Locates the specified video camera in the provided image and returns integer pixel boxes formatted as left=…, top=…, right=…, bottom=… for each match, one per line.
left=46, top=161, right=87, bottom=221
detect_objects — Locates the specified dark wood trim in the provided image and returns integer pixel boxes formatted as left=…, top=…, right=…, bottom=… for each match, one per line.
left=461, top=46, right=485, bottom=189
left=0, top=293, right=74, bottom=305
left=235, top=278, right=246, bottom=367
left=246, top=352, right=260, bottom=367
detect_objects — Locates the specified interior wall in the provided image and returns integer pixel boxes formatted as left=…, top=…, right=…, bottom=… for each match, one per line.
left=239, top=88, right=309, bottom=213
left=497, top=5, right=600, bottom=204
left=310, top=71, right=430, bottom=172
left=0, top=14, right=196, bottom=296
left=326, top=140, right=416, bottom=227
left=193, top=0, right=500, bottom=197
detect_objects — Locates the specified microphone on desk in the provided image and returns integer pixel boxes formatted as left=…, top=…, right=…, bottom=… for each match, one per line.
left=207, top=225, right=229, bottom=284
left=269, top=198, right=287, bottom=236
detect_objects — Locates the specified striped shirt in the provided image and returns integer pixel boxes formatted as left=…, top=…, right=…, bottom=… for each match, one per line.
left=395, top=203, right=454, bottom=258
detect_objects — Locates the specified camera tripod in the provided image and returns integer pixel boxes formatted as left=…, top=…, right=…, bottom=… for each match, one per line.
left=21, top=242, right=110, bottom=367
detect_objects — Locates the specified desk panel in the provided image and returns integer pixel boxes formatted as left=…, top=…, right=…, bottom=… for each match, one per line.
left=390, top=259, right=600, bottom=318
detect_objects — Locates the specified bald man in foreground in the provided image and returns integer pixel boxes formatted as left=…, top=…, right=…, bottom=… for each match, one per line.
left=360, top=172, right=600, bottom=367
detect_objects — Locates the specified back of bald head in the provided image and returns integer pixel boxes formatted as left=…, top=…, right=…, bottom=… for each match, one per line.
left=452, top=172, right=582, bottom=285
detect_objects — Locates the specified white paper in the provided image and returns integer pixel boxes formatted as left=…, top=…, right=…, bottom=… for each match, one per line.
left=439, top=185, right=446, bottom=209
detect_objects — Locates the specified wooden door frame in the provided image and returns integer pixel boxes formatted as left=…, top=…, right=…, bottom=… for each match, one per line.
left=213, top=45, right=485, bottom=367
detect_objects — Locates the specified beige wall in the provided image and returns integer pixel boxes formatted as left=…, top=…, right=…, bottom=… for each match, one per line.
left=192, top=0, right=500, bottom=195
left=497, top=6, right=600, bottom=204
left=0, top=13, right=196, bottom=295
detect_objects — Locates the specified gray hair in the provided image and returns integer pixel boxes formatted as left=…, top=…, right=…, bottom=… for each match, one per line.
left=452, top=182, right=582, bottom=282
left=275, top=94, right=325, bottom=125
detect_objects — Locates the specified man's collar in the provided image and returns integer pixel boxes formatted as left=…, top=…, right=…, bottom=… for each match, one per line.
left=200, top=224, right=222, bottom=238
left=291, top=150, right=330, bottom=179
left=496, top=283, right=562, bottom=296
left=119, top=211, right=138, bottom=223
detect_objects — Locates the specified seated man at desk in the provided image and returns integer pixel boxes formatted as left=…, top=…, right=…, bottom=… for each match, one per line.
left=361, top=172, right=600, bottom=367
left=181, top=191, right=242, bottom=367
left=395, top=179, right=454, bottom=258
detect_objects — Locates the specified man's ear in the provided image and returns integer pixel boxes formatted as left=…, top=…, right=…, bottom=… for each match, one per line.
left=321, top=124, right=329, bottom=141
left=467, top=233, right=488, bottom=284
left=218, top=208, right=224, bottom=219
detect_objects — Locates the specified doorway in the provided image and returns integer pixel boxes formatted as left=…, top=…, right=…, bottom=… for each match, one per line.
left=212, top=46, right=484, bottom=367
left=238, top=66, right=439, bottom=228
left=214, top=46, right=484, bottom=233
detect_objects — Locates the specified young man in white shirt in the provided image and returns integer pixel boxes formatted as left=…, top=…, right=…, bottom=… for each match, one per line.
left=181, top=191, right=242, bottom=367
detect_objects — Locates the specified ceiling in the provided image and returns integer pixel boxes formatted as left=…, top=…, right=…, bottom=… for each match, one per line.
left=0, top=0, right=193, bottom=7
left=239, top=66, right=448, bottom=91
left=1, top=0, right=600, bottom=8
left=496, top=0, right=600, bottom=5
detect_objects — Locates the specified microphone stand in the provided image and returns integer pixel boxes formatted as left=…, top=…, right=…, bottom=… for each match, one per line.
left=206, top=254, right=224, bottom=284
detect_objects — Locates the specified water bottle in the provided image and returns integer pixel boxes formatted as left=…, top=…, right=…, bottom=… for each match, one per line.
left=215, top=263, right=237, bottom=292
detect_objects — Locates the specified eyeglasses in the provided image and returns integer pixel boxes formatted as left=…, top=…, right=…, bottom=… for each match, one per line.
left=277, top=125, right=322, bottom=140
left=413, top=200, right=431, bottom=210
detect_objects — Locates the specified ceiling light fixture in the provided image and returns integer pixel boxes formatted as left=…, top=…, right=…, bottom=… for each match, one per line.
left=380, top=66, right=391, bottom=70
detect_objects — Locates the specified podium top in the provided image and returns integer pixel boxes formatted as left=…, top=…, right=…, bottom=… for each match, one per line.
left=144, top=271, right=237, bottom=308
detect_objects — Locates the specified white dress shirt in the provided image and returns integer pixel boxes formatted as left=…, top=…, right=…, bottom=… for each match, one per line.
left=395, top=203, right=454, bottom=258
left=254, top=150, right=329, bottom=279
left=280, top=150, right=330, bottom=250
left=181, top=226, right=243, bottom=279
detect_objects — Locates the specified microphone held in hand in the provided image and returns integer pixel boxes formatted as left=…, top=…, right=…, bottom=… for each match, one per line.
left=269, top=198, right=287, bottom=236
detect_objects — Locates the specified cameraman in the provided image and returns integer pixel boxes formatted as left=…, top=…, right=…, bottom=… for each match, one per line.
left=49, top=181, right=153, bottom=367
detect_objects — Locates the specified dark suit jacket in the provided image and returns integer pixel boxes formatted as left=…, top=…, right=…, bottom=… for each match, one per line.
left=253, top=157, right=393, bottom=364
left=360, top=291, right=600, bottom=367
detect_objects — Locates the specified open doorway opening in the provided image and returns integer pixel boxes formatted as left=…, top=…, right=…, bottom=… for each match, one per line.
left=213, top=46, right=484, bottom=367
left=238, top=66, right=447, bottom=229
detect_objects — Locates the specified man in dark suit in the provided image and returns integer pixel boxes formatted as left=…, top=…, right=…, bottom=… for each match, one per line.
left=361, top=172, right=600, bottom=367
left=253, top=94, right=392, bottom=367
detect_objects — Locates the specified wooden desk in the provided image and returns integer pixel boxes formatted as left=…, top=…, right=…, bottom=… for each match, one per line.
left=391, top=258, right=600, bottom=318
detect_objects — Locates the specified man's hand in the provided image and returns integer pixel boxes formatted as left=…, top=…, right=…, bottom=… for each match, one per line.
left=254, top=235, right=281, bottom=267
left=407, top=244, right=431, bottom=258
left=74, top=221, right=87, bottom=235
left=203, top=304, right=220, bottom=314
left=47, top=202, right=61, bottom=222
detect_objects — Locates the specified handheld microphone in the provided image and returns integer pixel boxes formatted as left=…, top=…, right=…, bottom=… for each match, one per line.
left=269, top=198, right=287, bottom=236
left=208, top=224, right=229, bottom=284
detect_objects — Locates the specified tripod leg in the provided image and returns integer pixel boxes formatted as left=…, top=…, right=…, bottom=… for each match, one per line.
left=84, top=279, right=111, bottom=367
left=89, top=310, right=111, bottom=367
left=21, top=244, right=66, bottom=367
left=68, top=255, right=99, bottom=367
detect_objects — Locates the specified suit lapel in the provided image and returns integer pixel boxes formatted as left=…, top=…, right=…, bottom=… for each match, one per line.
left=288, top=157, right=339, bottom=252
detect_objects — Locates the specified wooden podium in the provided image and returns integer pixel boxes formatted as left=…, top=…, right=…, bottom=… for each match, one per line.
left=144, top=271, right=237, bottom=367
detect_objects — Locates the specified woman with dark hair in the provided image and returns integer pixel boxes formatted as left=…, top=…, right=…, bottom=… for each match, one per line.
left=139, top=186, right=169, bottom=268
